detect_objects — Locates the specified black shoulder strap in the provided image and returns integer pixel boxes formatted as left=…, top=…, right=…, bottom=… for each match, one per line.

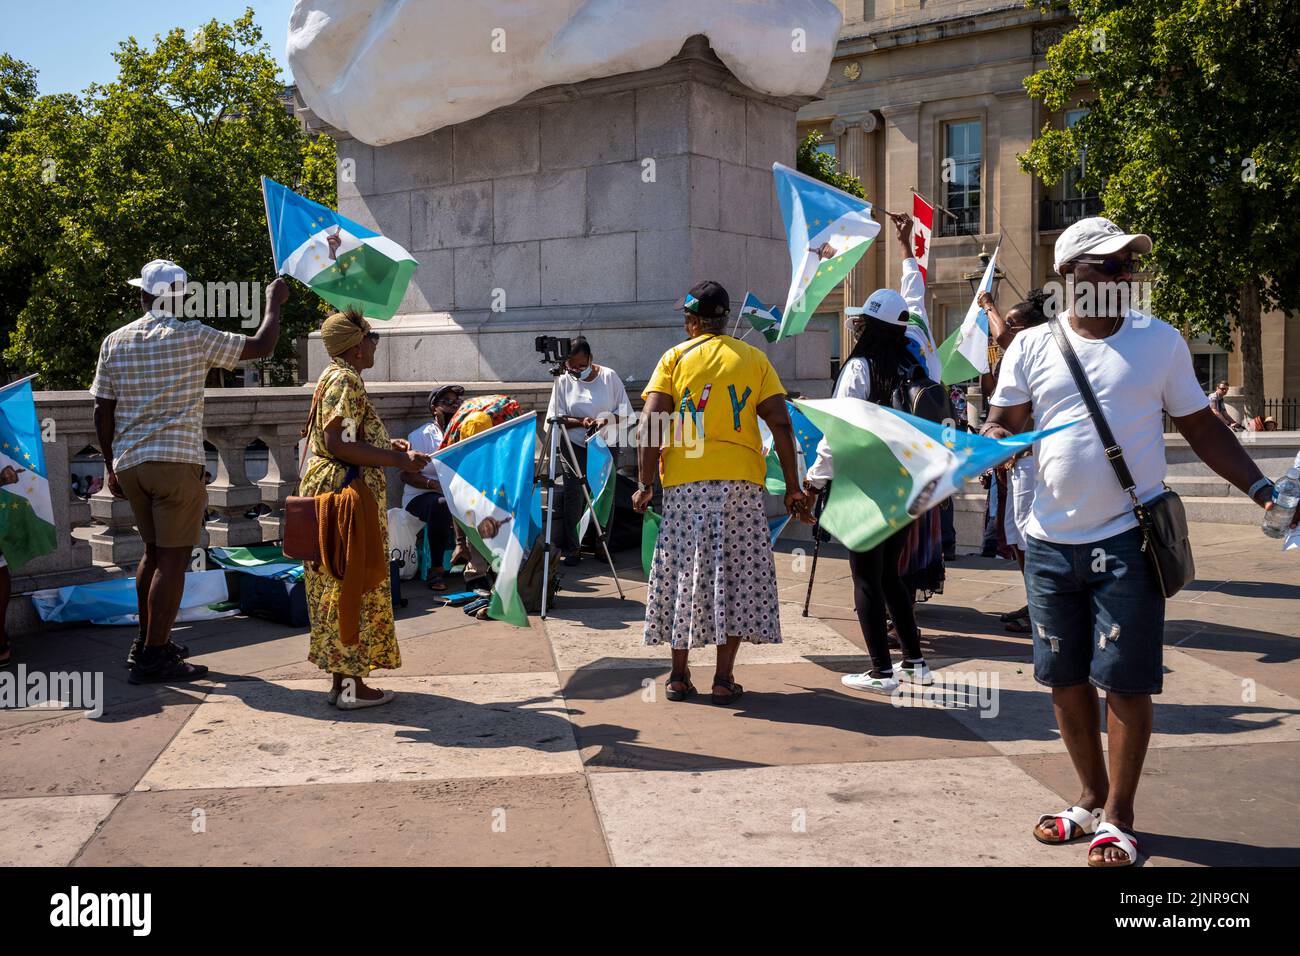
left=1047, top=316, right=1139, bottom=499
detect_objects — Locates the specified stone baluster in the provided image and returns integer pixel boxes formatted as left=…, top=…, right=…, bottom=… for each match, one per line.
left=203, top=428, right=264, bottom=547
left=258, top=424, right=303, bottom=540
left=89, top=486, right=145, bottom=568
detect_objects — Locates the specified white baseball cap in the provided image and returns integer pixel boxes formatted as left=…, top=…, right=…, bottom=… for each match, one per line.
left=128, top=259, right=188, bottom=296
left=1053, top=217, right=1151, bottom=274
left=846, top=288, right=909, bottom=327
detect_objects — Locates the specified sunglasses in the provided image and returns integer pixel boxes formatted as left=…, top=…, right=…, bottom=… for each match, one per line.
left=1072, top=255, right=1135, bottom=277
left=363, top=331, right=380, bottom=343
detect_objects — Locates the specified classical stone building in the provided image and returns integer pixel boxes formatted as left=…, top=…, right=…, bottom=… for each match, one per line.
left=802, top=0, right=1299, bottom=418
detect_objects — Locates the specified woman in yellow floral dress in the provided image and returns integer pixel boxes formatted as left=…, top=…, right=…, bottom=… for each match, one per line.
left=300, top=310, right=429, bottom=709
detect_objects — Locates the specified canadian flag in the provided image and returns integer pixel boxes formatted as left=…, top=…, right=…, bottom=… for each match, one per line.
left=912, top=192, right=933, bottom=283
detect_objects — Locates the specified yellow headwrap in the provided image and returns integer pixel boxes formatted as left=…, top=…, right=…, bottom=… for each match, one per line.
left=321, top=311, right=370, bottom=357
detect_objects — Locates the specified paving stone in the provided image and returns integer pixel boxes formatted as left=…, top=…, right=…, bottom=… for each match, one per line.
left=561, top=661, right=997, bottom=772
left=588, top=756, right=1076, bottom=866
left=75, top=776, right=609, bottom=867
left=939, top=650, right=1300, bottom=756
left=138, top=673, right=582, bottom=791
left=0, top=795, right=120, bottom=866
left=0, top=692, right=202, bottom=797
left=1012, top=742, right=1300, bottom=867
left=543, top=599, right=864, bottom=672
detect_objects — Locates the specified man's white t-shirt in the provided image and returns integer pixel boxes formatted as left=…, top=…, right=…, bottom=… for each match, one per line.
left=401, top=419, right=444, bottom=507
left=990, top=311, right=1207, bottom=545
left=545, top=365, right=633, bottom=447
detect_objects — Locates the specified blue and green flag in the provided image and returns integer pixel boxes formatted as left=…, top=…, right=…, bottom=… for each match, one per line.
left=0, top=378, right=56, bottom=571
left=262, top=176, right=417, bottom=321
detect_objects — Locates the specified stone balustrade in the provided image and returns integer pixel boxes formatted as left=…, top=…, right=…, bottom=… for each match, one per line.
left=11, top=382, right=554, bottom=636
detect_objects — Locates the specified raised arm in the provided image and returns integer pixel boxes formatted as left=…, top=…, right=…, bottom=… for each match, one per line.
left=240, top=277, right=289, bottom=361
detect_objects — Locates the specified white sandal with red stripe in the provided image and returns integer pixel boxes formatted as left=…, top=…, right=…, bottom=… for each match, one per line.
left=1034, top=805, right=1103, bottom=844
left=1088, top=822, right=1139, bottom=867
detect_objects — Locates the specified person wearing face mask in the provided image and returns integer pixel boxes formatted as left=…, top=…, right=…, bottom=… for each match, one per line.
left=545, top=337, right=633, bottom=566
left=300, top=309, right=430, bottom=710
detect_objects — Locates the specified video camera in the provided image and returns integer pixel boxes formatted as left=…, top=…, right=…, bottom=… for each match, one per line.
left=535, top=335, right=572, bottom=376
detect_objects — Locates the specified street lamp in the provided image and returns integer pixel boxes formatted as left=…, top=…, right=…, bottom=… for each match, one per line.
left=962, top=246, right=1004, bottom=297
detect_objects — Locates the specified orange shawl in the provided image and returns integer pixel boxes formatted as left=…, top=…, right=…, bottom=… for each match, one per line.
left=315, top=477, right=387, bottom=645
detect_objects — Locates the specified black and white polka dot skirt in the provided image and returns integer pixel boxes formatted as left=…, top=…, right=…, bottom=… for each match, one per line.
left=643, top=479, right=782, bottom=649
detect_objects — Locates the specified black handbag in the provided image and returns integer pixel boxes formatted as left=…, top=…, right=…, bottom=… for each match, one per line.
left=1047, top=317, right=1194, bottom=597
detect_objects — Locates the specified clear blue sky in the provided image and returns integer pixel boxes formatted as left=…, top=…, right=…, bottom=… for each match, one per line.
left=1, top=1, right=296, bottom=95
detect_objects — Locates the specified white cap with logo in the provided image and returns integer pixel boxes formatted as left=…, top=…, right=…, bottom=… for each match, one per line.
left=1053, top=217, right=1151, bottom=275
left=128, top=259, right=188, bottom=297
left=846, top=288, right=909, bottom=328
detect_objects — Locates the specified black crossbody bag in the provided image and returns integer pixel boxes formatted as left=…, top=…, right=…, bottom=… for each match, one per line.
left=1048, top=317, right=1194, bottom=597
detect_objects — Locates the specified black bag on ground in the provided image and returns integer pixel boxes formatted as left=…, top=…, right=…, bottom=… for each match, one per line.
left=518, top=535, right=562, bottom=613
left=892, top=361, right=956, bottom=424
left=238, top=575, right=308, bottom=628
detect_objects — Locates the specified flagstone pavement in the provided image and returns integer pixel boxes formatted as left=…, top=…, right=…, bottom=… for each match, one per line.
left=2, top=522, right=1297, bottom=867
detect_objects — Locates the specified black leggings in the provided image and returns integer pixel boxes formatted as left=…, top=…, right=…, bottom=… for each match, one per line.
left=848, top=527, right=922, bottom=672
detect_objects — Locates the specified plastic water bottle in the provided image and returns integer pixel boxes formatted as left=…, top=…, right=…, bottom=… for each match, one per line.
left=1261, top=466, right=1300, bottom=538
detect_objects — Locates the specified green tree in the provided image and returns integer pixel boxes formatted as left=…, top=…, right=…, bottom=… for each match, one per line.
left=1020, top=0, right=1300, bottom=414
left=0, top=9, right=337, bottom=389
left=0, top=54, right=40, bottom=381
left=797, top=131, right=866, bottom=199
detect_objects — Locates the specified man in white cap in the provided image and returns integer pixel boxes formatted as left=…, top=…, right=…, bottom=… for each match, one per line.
left=982, top=217, right=1286, bottom=866
left=92, top=260, right=287, bottom=684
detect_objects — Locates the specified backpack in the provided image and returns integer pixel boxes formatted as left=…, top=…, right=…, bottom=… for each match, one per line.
left=441, top=394, right=523, bottom=447
left=892, top=361, right=956, bottom=425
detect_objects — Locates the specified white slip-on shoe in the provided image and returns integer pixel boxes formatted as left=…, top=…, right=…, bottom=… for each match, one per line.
left=896, top=659, right=934, bottom=686
left=841, top=671, right=899, bottom=695
left=336, top=689, right=397, bottom=711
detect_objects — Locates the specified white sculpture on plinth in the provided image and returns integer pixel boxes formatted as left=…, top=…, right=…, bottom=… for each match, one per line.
left=288, top=0, right=842, bottom=146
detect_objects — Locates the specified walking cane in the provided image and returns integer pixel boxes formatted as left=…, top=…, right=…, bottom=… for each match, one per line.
left=802, top=482, right=828, bottom=618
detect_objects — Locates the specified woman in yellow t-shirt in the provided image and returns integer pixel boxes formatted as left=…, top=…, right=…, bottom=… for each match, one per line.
left=632, top=281, right=811, bottom=705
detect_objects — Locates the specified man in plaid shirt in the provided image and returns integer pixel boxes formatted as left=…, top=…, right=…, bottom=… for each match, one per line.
left=92, top=259, right=287, bottom=684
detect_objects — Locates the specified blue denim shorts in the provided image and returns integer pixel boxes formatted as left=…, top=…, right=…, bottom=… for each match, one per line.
left=1023, top=527, right=1166, bottom=695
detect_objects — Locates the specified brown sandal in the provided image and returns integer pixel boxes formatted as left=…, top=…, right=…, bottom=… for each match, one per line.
left=666, top=670, right=695, bottom=701
left=711, top=674, right=743, bottom=705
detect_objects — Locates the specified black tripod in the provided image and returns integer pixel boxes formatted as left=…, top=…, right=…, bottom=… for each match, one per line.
left=536, top=413, right=625, bottom=619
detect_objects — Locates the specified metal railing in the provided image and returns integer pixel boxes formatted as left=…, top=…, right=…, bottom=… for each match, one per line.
left=1039, top=196, right=1103, bottom=231
left=937, top=206, right=981, bottom=237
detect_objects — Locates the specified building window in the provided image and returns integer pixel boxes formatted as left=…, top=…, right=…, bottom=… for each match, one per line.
left=1192, top=351, right=1230, bottom=394
left=940, top=120, right=981, bottom=237
left=1040, top=109, right=1103, bottom=230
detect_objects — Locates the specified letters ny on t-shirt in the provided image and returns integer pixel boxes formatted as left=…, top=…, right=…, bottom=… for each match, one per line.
left=644, top=335, right=785, bottom=488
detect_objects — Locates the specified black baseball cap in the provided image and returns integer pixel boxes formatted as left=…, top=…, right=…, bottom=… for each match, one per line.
left=676, top=280, right=729, bottom=318
left=427, top=384, right=464, bottom=406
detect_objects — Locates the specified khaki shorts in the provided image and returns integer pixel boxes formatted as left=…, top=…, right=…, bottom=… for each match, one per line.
left=117, top=461, right=207, bottom=548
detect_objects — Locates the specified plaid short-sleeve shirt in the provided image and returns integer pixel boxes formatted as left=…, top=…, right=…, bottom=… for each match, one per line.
left=90, top=311, right=245, bottom=472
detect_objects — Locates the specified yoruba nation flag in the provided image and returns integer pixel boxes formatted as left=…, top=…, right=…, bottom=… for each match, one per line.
left=761, top=400, right=824, bottom=495
left=739, top=293, right=781, bottom=343
left=577, top=434, right=615, bottom=543
left=773, top=162, right=880, bottom=340
left=0, top=378, right=56, bottom=571
left=938, top=244, right=1000, bottom=385
left=912, top=192, right=934, bottom=283
left=642, top=508, right=662, bottom=578
left=262, top=176, right=417, bottom=321
left=431, top=412, right=539, bottom=627
left=793, top=397, right=1072, bottom=553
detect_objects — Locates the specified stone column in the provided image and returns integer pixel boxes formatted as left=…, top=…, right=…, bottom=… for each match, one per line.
left=203, top=429, right=263, bottom=547
left=258, top=425, right=303, bottom=540
left=89, top=490, right=144, bottom=568
left=834, top=112, right=879, bottom=361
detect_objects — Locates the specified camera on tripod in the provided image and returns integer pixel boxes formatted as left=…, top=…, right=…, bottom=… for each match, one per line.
left=535, top=335, right=572, bottom=376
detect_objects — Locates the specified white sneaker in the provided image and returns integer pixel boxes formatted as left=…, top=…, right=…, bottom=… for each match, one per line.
left=896, top=659, right=934, bottom=686
left=841, top=671, right=899, bottom=695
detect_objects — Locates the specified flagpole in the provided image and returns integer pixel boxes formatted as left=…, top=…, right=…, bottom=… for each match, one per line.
left=0, top=373, right=40, bottom=397
left=260, top=176, right=282, bottom=275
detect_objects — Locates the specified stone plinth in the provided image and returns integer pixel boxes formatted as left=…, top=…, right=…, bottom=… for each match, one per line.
left=301, top=36, right=834, bottom=396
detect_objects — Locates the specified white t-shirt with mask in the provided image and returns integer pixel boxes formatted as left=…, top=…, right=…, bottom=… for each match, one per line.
left=990, top=311, right=1207, bottom=544
left=545, top=364, right=633, bottom=447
